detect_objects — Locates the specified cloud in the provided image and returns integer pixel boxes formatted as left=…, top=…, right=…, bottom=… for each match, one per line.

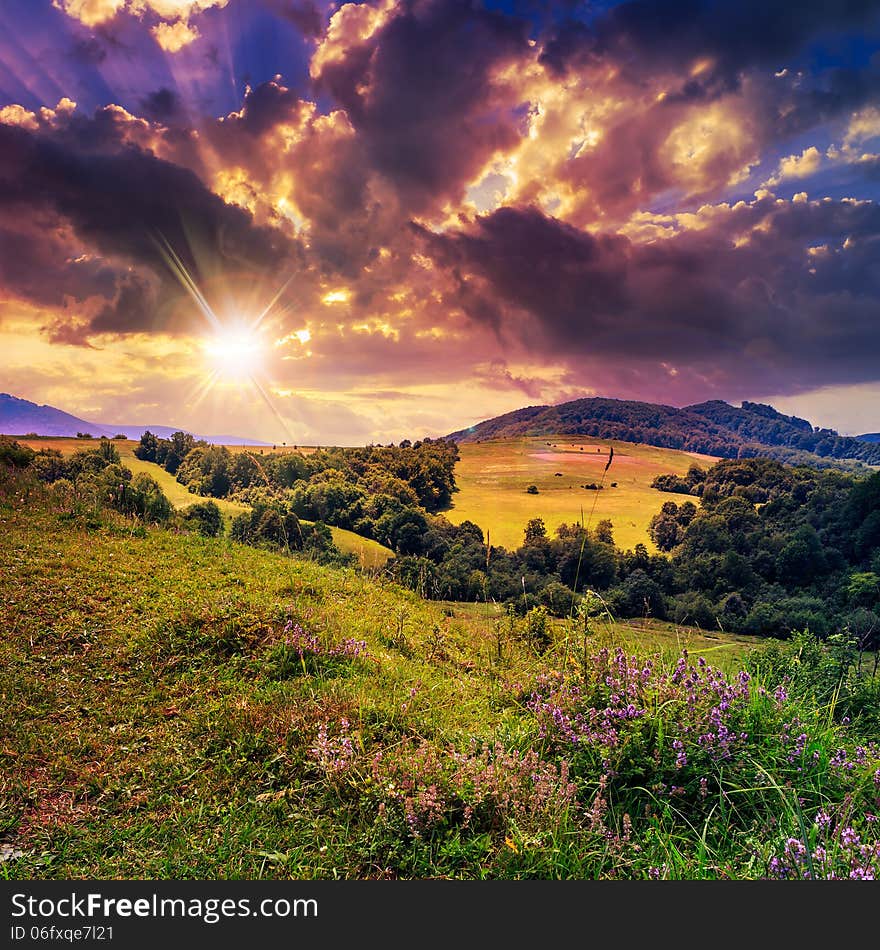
left=518, top=1, right=880, bottom=224
left=152, top=18, right=199, bottom=52
left=311, top=0, right=531, bottom=215
left=54, top=0, right=228, bottom=28
left=765, top=146, right=824, bottom=186
left=4, top=0, right=880, bottom=437
left=53, top=1, right=127, bottom=28
left=419, top=195, right=880, bottom=401
left=138, top=87, right=183, bottom=121
left=54, top=0, right=230, bottom=51
left=0, top=104, right=295, bottom=340
left=264, top=0, right=325, bottom=38
left=541, top=0, right=880, bottom=88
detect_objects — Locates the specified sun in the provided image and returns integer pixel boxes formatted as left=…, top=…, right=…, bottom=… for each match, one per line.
left=204, top=328, right=265, bottom=381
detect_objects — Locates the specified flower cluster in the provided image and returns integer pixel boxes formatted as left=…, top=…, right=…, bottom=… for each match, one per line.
left=369, top=740, right=577, bottom=839
left=766, top=808, right=880, bottom=880
left=523, top=649, right=754, bottom=782
left=309, top=718, right=356, bottom=777
left=270, top=620, right=370, bottom=678
left=282, top=621, right=368, bottom=660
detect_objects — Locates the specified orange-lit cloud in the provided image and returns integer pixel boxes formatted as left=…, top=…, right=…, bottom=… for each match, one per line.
left=4, top=0, right=880, bottom=441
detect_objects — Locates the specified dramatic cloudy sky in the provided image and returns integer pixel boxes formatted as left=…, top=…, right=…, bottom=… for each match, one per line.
left=2, top=0, right=880, bottom=442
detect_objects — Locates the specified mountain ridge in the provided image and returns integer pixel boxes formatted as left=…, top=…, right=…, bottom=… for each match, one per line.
left=0, top=393, right=269, bottom=445
left=448, top=396, right=880, bottom=466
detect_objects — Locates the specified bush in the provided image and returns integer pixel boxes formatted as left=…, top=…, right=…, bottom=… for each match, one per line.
left=179, top=501, right=223, bottom=537
left=539, top=581, right=578, bottom=617
left=0, top=437, right=35, bottom=470
left=608, top=569, right=666, bottom=619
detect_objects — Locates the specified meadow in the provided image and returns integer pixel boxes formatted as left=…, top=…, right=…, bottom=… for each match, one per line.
left=1, top=474, right=878, bottom=880
left=446, top=437, right=718, bottom=551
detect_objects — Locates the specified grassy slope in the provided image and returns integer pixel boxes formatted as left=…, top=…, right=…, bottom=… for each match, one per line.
left=446, top=436, right=718, bottom=551
left=0, top=489, right=748, bottom=879
left=3, top=488, right=878, bottom=881
left=16, top=438, right=392, bottom=570
left=0, top=496, right=474, bottom=878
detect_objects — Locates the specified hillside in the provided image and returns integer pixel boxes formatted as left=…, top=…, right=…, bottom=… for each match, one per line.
left=16, top=436, right=393, bottom=569
left=449, top=397, right=880, bottom=466
left=860, top=433, right=880, bottom=443
left=0, top=393, right=266, bottom=445
left=2, top=479, right=879, bottom=880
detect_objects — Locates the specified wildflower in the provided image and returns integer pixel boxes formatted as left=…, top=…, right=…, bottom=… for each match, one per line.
left=840, top=827, right=861, bottom=848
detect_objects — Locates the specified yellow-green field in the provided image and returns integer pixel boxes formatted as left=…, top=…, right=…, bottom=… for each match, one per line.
left=446, top=436, right=718, bottom=552
left=16, top=437, right=392, bottom=569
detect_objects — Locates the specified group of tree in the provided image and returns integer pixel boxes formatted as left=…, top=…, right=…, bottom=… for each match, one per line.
left=645, top=458, right=880, bottom=648
left=385, top=455, right=880, bottom=650
left=11, top=436, right=174, bottom=524
left=12, top=428, right=880, bottom=647
left=133, top=430, right=201, bottom=475
left=135, top=430, right=459, bottom=515
left=389, top=515, right=619, bottom=616
left=2, top=436, right=347, bottom=566
left=132, top=430, right=460, bottom=555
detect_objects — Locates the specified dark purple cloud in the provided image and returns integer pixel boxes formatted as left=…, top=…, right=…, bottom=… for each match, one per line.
left=313, top=0, right=530, bottom=213
left=542, top=0, right=880, bottom=85
left=0, top=112, right=296, bottom=338
left=420, top=198, right=880, bottom=398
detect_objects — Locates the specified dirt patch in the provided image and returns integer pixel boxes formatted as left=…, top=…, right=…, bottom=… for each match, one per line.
left=13, top=766, right=98, bottom=842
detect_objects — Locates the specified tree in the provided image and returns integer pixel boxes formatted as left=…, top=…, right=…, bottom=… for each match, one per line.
left=0, top=437, right=35, bottom=469
left=98, top=437, right=120, bottom=464
left=777, top=525, right=827, bottom=586
left=163, top=431, right=197, bottom=475
left=847, top=572, right=880, bottom=607
left=595, top=519, right=615, bottom=545
left=649, top=512, right=680, bottom=552
left=609, top=569, right=666, bottom=619
left=134, top=431, right=159, bottom=463
left=539, top=581, right=576, bottom=617
left=523, top=517, right=547, bottom=545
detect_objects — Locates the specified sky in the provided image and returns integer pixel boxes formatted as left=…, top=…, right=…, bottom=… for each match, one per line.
left=1, top=0, right=880, bottom=444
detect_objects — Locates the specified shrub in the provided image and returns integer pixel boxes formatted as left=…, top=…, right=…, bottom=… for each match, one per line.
left=0, top=437, right=35, bottom=470
left=179, top=500, right=223, bottom=537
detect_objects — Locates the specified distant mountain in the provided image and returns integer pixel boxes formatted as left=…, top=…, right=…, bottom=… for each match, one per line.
left=448, top=396, right=880, bottom=466
left=858, top=433, right=880, bottom=443
left=0, top=394, right=269, bottom=446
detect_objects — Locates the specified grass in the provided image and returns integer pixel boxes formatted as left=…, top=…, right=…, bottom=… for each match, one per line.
left=446, top=436, right=717, bottom=551
left=438, top=602, right=755, bottom=672
left=15, top=437, right=392, bottom=569
left=2, top=479, right=878, bottom=881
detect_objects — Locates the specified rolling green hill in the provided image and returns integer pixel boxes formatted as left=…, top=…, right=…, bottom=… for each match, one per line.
left=2, top=480, right=878, bottom=880
left=449, top=397, right=880, bottom=467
